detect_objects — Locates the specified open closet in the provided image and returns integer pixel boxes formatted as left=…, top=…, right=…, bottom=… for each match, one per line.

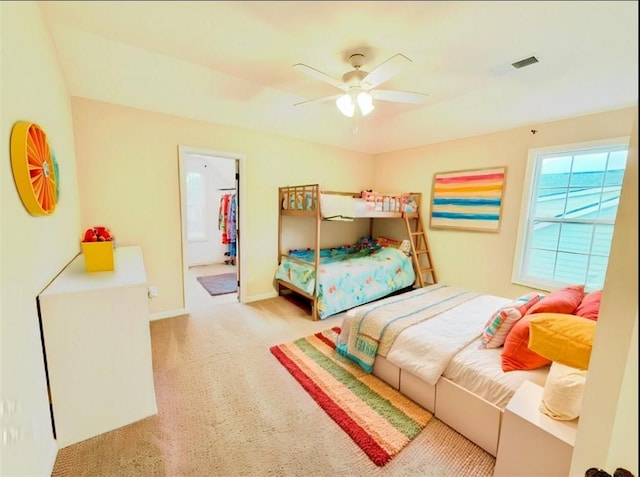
left=178, top=146, right=242, bottom=310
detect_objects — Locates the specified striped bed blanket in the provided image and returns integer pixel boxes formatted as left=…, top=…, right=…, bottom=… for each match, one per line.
left=336, top=284, right=479, bottom=375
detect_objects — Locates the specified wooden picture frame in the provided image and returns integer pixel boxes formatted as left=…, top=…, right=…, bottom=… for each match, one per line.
left=430, top=166, right=507, bottom=232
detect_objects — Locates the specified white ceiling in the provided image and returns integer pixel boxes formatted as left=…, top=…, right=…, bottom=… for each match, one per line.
left=40, top=1, right=639, bottom=155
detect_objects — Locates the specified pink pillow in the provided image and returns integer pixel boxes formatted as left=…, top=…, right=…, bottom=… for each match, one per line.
left=575, top=291, right=602, bottom=321
left=479, top=293, right=544, bottom=349
left=525, top=285, right=585, bottom=316
left=501, top=315, right=552, bottom=372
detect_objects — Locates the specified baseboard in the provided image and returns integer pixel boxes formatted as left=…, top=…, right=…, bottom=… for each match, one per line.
left=244, top=291, right=278, bottom=303
left=149, top=293, right=279, bottom=320
left=149, top=308, right=188, bottom=321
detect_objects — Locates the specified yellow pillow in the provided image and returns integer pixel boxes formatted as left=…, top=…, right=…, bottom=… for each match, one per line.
left=528, top=313, right=596, bottom=370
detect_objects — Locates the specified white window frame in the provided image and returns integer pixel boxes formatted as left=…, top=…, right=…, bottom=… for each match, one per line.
left=512, top=136, right=629, bottom=291
left=186, top=170, right=207, bottom=242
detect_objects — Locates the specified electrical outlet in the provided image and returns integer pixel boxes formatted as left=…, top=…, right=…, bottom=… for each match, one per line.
left=148, top=286, right=158, bottom=299
left=0, top=400, right=17, bottom=417
left=2, top=426, right=22, bottom=444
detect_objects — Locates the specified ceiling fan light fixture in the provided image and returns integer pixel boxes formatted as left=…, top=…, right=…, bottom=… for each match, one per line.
left=336, top=91, right=374, bottom=117
left=357, top=92, right=375, bottom=116
left=295, top=53, right=425, bottom=117
left=336, top=94, right=355, bottom=117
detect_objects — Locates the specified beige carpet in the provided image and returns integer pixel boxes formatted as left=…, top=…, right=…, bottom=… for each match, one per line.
left=51, top=295, right=496, bottom=477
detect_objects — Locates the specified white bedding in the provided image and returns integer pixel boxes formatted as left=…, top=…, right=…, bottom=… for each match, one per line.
left=341, top=289, right=549, bottom=409
left=320, top=193, right=406, bottom=220
left=444, top=338, right=549, bottom=408
left=319, top=193, right=357, bottom=221
left=386, top=294, right=509, bottom=385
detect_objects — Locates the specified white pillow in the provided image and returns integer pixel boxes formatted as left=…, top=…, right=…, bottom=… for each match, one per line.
left=539, top=362, right=587, bottom=420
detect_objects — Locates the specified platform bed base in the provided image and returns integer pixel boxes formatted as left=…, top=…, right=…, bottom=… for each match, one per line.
left=372, top=356, right=502, bottom=457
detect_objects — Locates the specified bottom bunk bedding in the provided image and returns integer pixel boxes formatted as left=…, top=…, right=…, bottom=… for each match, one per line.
left=275, top=244, right=415, bottom=319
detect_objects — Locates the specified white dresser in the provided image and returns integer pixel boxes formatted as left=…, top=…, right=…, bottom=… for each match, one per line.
left=38, top=245, right=157, bottom=447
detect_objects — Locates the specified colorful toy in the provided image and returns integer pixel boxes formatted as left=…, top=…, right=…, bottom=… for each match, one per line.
left=82, top=226, right=113, bottom=243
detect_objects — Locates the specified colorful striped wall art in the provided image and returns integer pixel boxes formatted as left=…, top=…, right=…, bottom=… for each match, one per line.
left=430, top=167, right=507, bottom=232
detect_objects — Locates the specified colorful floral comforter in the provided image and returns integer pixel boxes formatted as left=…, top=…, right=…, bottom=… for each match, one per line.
left=275, top=246, right=415, bottom=319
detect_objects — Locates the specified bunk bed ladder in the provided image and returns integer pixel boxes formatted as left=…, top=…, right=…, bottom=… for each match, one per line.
left=403, top=212, right=437, bottom=288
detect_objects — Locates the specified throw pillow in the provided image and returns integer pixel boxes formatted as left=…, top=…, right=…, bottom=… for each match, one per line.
left=501, top=315, right=552, bottom=372
left=525, top=285, right=585, bottom=316
left=539, top=362, right=587, bottom=420
left=528, top=312, right=596, bottom=370
left=575, top=290, right=603, bottom=321
left=479, top=292, right=545, bottom=349
left=376, top=236, right=402, bottom=248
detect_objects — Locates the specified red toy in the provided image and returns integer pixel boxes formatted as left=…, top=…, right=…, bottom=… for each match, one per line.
left=82, top=226, right=113, bottom=243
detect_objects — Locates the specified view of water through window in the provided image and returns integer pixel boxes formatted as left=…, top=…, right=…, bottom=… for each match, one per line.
left=525, top=147, right=627, bottom=290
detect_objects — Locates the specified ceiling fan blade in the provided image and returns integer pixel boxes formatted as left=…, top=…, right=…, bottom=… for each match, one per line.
left=293, top=63, right=347, bottom=91
left=370, top=89, right=428, bottom=104
left=294, top=94, right=342, bottom=107
left=363, top=54, right=412, bottom=89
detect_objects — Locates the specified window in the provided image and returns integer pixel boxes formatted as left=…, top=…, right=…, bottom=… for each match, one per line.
left=186, top=171, right=206, bottom=241
left=513, top=138, right=628, bottom=291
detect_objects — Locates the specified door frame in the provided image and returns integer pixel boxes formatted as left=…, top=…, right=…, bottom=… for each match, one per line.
left=177, top=145, right=246, bottom=310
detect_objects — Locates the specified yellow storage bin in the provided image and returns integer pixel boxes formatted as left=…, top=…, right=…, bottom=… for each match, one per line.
left=81, top=241, right=115, bottom=272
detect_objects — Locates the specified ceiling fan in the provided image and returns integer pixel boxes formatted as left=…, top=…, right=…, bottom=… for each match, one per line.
left=293, top=53, right=428, bottom=117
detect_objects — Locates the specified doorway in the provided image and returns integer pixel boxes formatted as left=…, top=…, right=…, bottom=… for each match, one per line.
left=178, top=146, right=244, bottom=312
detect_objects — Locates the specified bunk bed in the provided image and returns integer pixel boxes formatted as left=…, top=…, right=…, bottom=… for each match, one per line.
left=275, top=184, right=429, bottom=320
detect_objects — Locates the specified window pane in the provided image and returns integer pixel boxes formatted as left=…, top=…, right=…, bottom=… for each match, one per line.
left=558, top=223, right=592, bottom=254
left=586, top=255, right=608, bottom=290
left=565, top=187, right=601, bottom=218
left=555, top=251, right=588, bottom=284
left=186, top=172, right=205, bottom=240
left=605, top=151, right=627, bottom=186
left=570, top=152, right=607, bottom=187
left=592, top=225, right=615, bottom=256
left=597, top=187, right=622, bottom=220
left=540, top=156, right=571, bottom=187
left=531, top=221, right=560, bottom=250
left=528, top=248, right=557, bottom=280
left=515, top=141, right=628, bottom=291
left=534, top=188, right=567, bottom=217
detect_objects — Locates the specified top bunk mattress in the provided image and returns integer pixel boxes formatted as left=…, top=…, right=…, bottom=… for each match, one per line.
left=279, top=185, right=419, bottom=219
left=320, top=193, right=417, bottom=219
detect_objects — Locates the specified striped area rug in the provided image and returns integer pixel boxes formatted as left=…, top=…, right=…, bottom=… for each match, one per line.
left=270, top=327, right=432, bottom=466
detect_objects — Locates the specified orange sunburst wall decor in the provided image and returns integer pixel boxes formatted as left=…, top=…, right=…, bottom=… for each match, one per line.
left=10, top=121, right=59, bottom=216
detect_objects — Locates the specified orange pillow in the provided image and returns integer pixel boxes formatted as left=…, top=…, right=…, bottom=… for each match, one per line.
left=575, top=290, right=602, bottom=321
left=376, top=236, right=402, bottom=248
left=525, top=285, right=585, bottom=316
left=501, top=315, right=552, bottom=372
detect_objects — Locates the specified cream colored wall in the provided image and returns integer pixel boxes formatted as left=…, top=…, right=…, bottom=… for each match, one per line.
left=375, top=106, right=638, bottom=475
left=373, top=107, right=637, bottom=298
left=571, top=116, right=638, bottom=476
left=71, top=98, right=374, bottom=314
left=0, top=3, right=81, bottom=476
left=2, top=6, right=635, bottom=477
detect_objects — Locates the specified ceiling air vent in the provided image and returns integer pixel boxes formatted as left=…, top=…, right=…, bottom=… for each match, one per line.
left=511, top=56, right=539, bottom=69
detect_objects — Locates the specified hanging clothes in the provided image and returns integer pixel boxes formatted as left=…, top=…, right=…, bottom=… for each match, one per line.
left=218, top=194, right=232, bottom=244
left=218, top=193, right=237, bottom=261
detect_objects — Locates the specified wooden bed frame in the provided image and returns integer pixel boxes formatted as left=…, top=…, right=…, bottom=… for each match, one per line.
left=276, top=184, right=430, bottom=320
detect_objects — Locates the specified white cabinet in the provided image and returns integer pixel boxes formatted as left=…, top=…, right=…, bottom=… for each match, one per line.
left=38, top=246, right=157, bottom=447
left=494, top=380, right=578, bottom=477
